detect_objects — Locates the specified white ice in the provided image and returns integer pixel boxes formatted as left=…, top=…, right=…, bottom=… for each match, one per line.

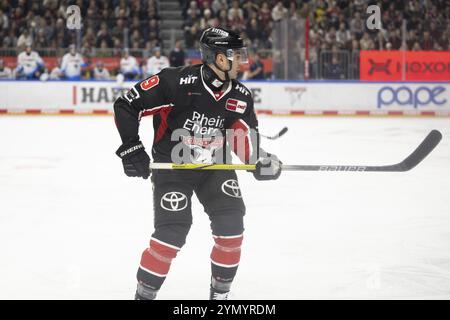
left=0, top=115, right=449, bottom=299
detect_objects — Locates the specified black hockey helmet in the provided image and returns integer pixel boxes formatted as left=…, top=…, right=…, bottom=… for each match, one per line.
left=199, top=27, right=248, bottom=67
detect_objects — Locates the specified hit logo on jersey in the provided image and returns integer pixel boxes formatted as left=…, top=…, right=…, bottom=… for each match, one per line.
left=225, top=98, right=247, bottom=114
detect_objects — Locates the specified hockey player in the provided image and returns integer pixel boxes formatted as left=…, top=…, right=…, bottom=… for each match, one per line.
left=113, top=27, right=282, bottom=300
left=16, top=44, right=44, bottom=79
left=145, top=46, right=170, bottom=77
left=119, top=48, right=140, bottom=80
left=0, top=59, right=13, bottom=79
left=92, top=61, right=111, bottom=80
left=61, top=45, right=86, bottom=80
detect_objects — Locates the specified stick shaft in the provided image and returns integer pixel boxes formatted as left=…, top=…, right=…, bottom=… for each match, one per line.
left=149, top=130, right=441, bottom=173
left=150, top=163, right=256, bottom=170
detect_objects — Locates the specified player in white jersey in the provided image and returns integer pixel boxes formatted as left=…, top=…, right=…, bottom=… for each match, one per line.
left=145, top=47, right=169, bottom=77
left=93, top=61, right=111, bottom=80
left=120, top=49, right=140, bottom=80
left=0, top=59, right=13, bottom=79
left=16, top=45, right=44, bottom=79
left=61, top=45, right=86, bottom=80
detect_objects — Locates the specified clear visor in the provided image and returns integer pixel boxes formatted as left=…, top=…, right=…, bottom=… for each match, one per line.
left=225, top=48, right=249, bottom=65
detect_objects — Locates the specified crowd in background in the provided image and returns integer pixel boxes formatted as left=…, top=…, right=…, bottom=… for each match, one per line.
left=181, top=0, right=448, bottom=52
left=0, top=0, right=162, bottom=53
left=0, top=0, right=448, bottom=80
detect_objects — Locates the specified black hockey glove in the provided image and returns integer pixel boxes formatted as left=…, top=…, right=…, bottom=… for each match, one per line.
left=253, top=152, right=282, bottom=181
left=116, top=141, right=150, bottom=179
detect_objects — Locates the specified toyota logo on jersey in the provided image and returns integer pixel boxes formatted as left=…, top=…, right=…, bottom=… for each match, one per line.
left=221, top=179, right=242, bottom=198
left=225, top=98, right=247, bottom=114
left=160, top=192, right=188, bottom=212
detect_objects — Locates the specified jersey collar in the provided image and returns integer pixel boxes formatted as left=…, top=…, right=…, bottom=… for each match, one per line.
left=200, top=65, right=232, bottom=102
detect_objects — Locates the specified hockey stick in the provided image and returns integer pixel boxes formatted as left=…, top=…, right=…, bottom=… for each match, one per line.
left=260, top=127, right=288, bottom=140
left=149, top=130, right=442, bottom=172
left=282, top=129, right=442, bottom=172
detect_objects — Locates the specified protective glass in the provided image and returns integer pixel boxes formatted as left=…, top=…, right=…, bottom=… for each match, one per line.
left=226, top=48, right=249, bottom=64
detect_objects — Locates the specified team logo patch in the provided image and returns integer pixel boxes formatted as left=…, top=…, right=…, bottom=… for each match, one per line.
left=212, top=78, right=223, bottom=88
left=124, top=87, right=140, bottom=103
left=140, top=75, right=159, bottom=91
left=221, top=179, right=242, bottom=198
left=225, top=98, right=247, bottom=114
left=160, top=192, right=188, bottom=212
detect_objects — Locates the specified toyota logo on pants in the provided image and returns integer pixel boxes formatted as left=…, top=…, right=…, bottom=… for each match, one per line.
left=160, top=192, right=188, bottom=212
left=221, top=179, right=242, bottom=198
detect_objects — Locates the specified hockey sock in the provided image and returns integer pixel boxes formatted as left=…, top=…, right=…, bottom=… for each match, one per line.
left=136, top=237, right=180, bottom=294
left=210, top=234, right=243, bottom=291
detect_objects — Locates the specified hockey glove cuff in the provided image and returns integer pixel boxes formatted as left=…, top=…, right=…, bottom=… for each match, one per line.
left=253, top=151, right=282, bottom=181
left=116, top=141, right=150, bottom=179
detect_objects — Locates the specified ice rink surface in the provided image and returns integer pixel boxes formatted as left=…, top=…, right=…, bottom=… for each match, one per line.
left=0, top=115, right=449, bottom=300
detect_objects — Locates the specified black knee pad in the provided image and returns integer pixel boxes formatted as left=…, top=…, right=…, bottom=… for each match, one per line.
left=153, top=181, right=193, bottom=227
left=152, top=223, right=191, bottom=249
left=210, top=213, right=244, bottom=237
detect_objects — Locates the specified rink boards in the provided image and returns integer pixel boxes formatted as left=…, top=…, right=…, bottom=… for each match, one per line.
left=0, top=80, right=449, bottom=116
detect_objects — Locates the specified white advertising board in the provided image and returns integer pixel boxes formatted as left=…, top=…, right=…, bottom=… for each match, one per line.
left=1, top=80, right=449, bottom=116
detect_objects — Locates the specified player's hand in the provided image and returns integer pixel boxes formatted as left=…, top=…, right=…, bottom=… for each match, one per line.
left=116, top=141, right=150, bottom=179
left=252, top=152, right=282, bottom=181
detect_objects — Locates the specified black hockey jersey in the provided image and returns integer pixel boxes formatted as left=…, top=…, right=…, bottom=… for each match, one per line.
left=113, top=64, right=259, bottom=164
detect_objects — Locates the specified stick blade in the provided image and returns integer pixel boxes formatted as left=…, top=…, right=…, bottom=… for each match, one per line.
left=398, top=129, right=442, bottom=171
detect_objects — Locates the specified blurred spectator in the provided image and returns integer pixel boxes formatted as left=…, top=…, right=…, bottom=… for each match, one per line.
left=111, top=19, right=125, bottom=44
left=120, top=49, right=140, bottom=80
left=93, top=61, right=111, bottom=80
left=336, top=22, right=351, bottom=48
left=349, top=12, right=364, bottom=39
left=34, top=29, right=49, bottom=49
left=0, top=59, right=13, bottom=79
left=146, top=47, right=169, bottom=77
left=61, top=45, right=86, bottom=80
left=115, top=0, right=130, bottom=18
left=186, top=1, right=201, bottom=20
left=359, top=32, right=370, bottom=50
left=246, top=18, right=261, bottom=42
left=259, top=2, right=272, bottom=27
left=216, top=9, right=228, bottom=27
left=169, top=40, right=186, bottom=67
left=412, top=41, right=422, bottom=51
left=389, top=30, right=403, bottom=50
left=228, top=0, right=245, bottom=32
left=200, top=9, right=217, bottom=30
left=406, top=30, right=419, bottom=50
left=17, top=28, right=33, bottom=48
left=421, top=31, right=434, bottom=51
left=211, top=0, right=227, bottom=15
left=243, top=0, right=259, bottom=19
left=228, top=1, right=243, bottom=21
left=243, top=52, right=264, bottom=80
left=16, top=45, right=44, bottom=79
left=325, top=56, right=345, bottom=79
left=96, top=22, right=113, bottom=48
left=0, top=9, right=8, bottom=30
left=271, top=1, right=288, bottom=22
left=185, top=25, right=201, bottom=49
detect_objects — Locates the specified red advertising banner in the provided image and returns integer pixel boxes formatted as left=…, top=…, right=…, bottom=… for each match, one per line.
left=360, top=50, right=450, bottom=81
